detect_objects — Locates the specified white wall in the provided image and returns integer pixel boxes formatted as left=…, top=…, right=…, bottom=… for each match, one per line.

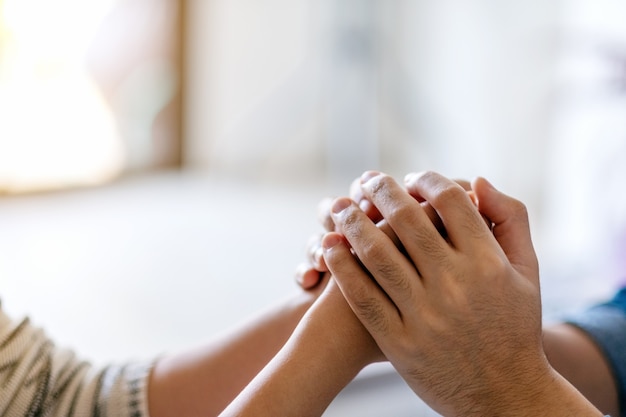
left=543, top=0, right=626, bottom=286
left=184, top=0, right=328, bottom=180
left=185, top=1, right=558, bottom=198
left=184, top=0, right=626, bottom=290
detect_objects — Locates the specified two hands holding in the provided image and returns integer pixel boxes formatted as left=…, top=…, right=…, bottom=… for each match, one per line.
left=299, top=171, right=546, bottom=416
left=2, top=169, right=610, bottom=417
left=222, top=170, right=603, bottom=416
left=292, top=172, right=600, bottom=416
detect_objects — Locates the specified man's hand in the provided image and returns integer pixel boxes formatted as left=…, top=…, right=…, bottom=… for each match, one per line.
left=323, top=171, right=602, bottom=417
left=295, top=177, right=470, bottom=290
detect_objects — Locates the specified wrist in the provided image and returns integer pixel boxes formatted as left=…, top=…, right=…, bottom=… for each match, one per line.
left=472, top=359, right=603, bottom=417
left=302, top=279, right=382, bottom=368
left=222, top=280, right=375, bottom=417
left=524, top=367, right=603, bottom=417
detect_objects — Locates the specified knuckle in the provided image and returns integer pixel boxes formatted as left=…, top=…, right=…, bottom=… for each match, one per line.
left=510, top=198, right=529, bottom=222
left=338, top=207, right=363, bottom=236
left=431, top=184, right=466, bottom=207
left=459, top=206, right=488, bottom=239
left=386, top=202, right=418, bottom=224
left=368, top=174, right=395, bottom=198
left=474, top=251, right=509, bottom=280
left=417, top=170, right=439, bottom=184
left=359, top=239, right=387, bottom=261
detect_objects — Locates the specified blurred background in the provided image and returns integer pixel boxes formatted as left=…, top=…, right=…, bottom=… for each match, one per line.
left=2, top=0, right=626, bottom=415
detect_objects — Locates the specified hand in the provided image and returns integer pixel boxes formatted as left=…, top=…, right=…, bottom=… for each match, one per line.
left=323, top=171, right=601, bottom=417
left=295, top=177, right=370, bottom=288
left=295, top=176, right=470, bottom=290
left=220, top=277, right=383, bottom=417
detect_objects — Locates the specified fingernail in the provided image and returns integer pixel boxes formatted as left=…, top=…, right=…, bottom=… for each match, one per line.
left=322, top=233, right=343, bottom=250
left=359, top=198, right=372, bottom=213
left=331, top=198, right=352, bottom=215
left=314, top=246, right=324, bottom=265
left=404, top=172, right=420, bottom=185
left=360, top=170, right=381, bottom=185
left=477, top=177, right=496, bottom=191
left=351, top=187, right=364, bottom=205
left=295, top=263, right=307, bottom=285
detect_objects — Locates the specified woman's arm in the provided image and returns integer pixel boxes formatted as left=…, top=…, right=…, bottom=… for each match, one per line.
left=219, top=278, right=382, bottom=417
left=148, top=288, right=325, bottom=417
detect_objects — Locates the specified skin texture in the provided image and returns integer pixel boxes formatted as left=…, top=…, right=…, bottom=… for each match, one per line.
left=148, top=287, right=326, bottom=417
left=543, top=324, right=619, bottom=417
left=321, top=171, right=603, bottom=416
left=139, top=175, right=480, bottom=417
left=219, top=279, right=382, bottom=417
left=149, top=170, right=615, bottom=417
left=297, top=173, right=619, bottom=416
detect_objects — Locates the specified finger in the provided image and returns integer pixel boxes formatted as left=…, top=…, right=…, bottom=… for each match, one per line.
left=305, top=233, right=328, bottom=272
left=322, top=232, right=400, bottom=338
left=355, top=170, right=446, bottom=234
left=295, top=262, right=325, bottom=290
left=454, top=179, right=471, bottom=191
left=404, top=171, right=494, bottom=253
left=472, top=177, right=539, bottom=279
left=350, top=176, right=383, bottom=223
left=406, top=176, right=476, bottom=231
left=359, top=172, right=451, bottom=280
left=405, top=178, right=470, bottom=202
left=377, top=203, right=444, bottom=248
left=317, top=197, right=335, bottom=232
left=330, top=197, right=424, bottom=306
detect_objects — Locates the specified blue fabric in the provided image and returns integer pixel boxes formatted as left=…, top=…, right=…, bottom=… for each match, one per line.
left=605, top=287, right=626, bottom=315
left=566, top=287, right=626, bottom=417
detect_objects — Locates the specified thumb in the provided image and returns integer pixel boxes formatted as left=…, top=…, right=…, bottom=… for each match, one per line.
left=472, top=177, right=539, bottom=279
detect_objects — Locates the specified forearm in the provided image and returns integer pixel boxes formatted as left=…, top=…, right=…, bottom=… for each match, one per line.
left=148, top=291, right=317, bottom=417
left=220, top=281, right=375, bottom=417
left=493, top=366, right=604, bottom=417
left=544, top=323, right=619, bottom=417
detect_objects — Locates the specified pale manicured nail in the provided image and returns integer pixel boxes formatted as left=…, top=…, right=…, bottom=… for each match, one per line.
left=404, top=172, right=420, bottom=185
left=360, top=170, right=381, bottom=185
left=331, top=198, right=352, bottom=215
left=322, top=233, right=343, bottom=250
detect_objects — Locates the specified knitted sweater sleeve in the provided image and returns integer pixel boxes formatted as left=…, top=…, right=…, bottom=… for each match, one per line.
left=0, top=305, right=152, bottom=417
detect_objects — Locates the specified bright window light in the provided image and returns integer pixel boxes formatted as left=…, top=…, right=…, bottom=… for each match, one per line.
left=0, top=0, right=125, bottom=193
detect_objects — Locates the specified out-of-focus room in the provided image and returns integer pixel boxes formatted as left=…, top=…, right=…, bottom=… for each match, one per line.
left=1, top=1, right=626, bottom=415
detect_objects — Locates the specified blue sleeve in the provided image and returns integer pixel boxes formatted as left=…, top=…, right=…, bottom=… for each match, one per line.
left=565, top=287, right=626, bottom=417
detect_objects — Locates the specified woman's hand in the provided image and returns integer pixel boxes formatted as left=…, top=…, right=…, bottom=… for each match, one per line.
left=220, top=277, right=383, bottom=417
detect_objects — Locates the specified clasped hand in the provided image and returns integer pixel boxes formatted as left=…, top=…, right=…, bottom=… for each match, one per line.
left=307, top=171, right=553, bottom=416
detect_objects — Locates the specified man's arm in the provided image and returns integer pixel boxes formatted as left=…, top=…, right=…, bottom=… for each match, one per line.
left=299, top=177, right=622, bottom=416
